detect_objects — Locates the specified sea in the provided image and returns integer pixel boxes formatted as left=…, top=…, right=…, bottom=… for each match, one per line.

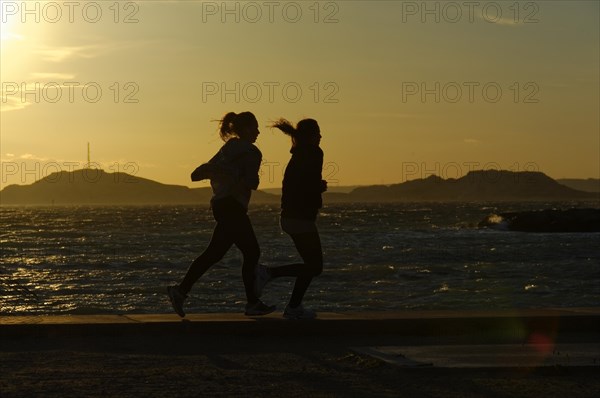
left=1, top=202, right=599, bottom=315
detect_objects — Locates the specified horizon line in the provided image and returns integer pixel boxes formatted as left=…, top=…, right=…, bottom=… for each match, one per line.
left=1, top=167, right=599, bottom=191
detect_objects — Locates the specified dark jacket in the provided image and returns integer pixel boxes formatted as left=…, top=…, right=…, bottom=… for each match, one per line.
left=281, top=145, right=324, bottom=221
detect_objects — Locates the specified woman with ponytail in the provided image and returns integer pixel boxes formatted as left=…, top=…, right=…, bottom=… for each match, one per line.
left=168, top=111, right=275, bottom=317
left=255, top=118, right=326, bottom=319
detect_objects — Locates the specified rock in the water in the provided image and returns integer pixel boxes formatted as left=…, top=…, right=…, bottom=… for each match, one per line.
left=478, top=208, right=600, bottom=232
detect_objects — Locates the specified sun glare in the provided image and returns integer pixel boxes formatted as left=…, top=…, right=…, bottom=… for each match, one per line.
left=0, top=4, right=20, bottom=42
left=1, top=18, right=11, bottom=41
left=0, top=14, right=42, bottom=82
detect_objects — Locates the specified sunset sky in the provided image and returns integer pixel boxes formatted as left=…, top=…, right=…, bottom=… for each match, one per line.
left=1, top=0, right=598, bottom=189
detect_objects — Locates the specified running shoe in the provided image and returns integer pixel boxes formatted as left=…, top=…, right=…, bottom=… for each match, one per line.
left=254, top=264, right=272, bottom=298
left=283, top=304, right=316, bottom=320
left=244, top=300, right=276, bottom=316
left=167, top=285, right=187, bottom=318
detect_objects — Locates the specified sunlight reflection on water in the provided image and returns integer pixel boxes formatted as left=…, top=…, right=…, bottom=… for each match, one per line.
left=1, top=202, right=599, bottom=315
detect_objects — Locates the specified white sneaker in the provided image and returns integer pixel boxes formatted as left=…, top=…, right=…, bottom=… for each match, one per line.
left=254, top=264, right=271, bottom=298
left=283, top=304, right=316, bottom=320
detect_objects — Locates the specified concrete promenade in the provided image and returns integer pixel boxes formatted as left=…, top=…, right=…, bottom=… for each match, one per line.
left=1, top=308, right=599, bottom=341
left=2, top=308, right=599, bottom=397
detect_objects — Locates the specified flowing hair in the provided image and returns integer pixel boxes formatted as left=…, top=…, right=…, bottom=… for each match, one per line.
left=271, top=118, right=319, bottom=147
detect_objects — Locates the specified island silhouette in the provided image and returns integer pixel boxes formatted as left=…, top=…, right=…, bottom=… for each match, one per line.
left=0, top=169, right=597, bottom=205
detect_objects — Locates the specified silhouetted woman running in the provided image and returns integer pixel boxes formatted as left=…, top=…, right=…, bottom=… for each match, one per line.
left=168, top=111, right=275, bottom=317
left=255, top=118, right=326, bottom=319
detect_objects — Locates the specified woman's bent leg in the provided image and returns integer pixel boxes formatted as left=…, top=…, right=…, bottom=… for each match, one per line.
left=232, top=214, right=261, bottom=303
left=179, top=222, right=233, bottom=295
left=288, top=231, right=323, bottom=308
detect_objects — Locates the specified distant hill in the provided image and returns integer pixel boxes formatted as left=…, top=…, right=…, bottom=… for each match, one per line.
left=326, top=171, right=598, bottom=202
left=0, top=169, right=597, bottom=205
left=262, top=185, right=361, bottom=196
left=0, top=169, right=278, bottom=205
left=557, top=178, right=600, bottom=193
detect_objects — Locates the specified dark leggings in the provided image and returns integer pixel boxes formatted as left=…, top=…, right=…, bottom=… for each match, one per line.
left=269, top=230, right=323, bottom=308
left=179, top=197, right=260, bottom=304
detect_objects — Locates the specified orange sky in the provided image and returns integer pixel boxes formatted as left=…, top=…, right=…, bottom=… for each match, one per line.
left=1, top=1, right=599, bottom=189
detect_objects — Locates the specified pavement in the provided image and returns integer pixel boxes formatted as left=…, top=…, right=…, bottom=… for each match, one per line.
left=352, top=344, right=600, bottom=368
left=2, top=308, right=599, bottom=369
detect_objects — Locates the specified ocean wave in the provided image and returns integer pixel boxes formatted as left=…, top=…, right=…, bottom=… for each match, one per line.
left=1, top=202, right=599, bottom=315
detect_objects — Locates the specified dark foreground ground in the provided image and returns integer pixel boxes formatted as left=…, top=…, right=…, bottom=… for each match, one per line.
left=1, top=310, right=599, bottom=397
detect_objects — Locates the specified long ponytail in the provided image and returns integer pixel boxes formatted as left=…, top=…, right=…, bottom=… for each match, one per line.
left=217, top=111, right=258, bottom=142
left=218, top=112, right=238, bottom=141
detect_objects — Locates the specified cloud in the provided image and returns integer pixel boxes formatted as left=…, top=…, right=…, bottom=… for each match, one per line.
left=0, top=95, right=32, bottom=113
left=30, top=72, right=76, bottom=80
left=492, top=18, right=520, bottom=26
left=0, top=31, right=24, bottom=42
left=475, top=12, right=535, bottom=27
left=361, top=112, right=423, bottom=119
left=34, top=45, right=103, bottom=63
left=0, top=81, right=91, bottom=112
left=33, top=39, right=151, bottom=63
